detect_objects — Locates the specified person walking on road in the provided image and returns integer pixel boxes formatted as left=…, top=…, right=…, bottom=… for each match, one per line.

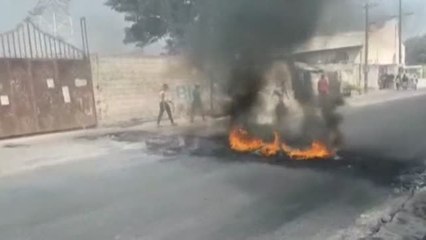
left=157, top=84, right=176, bottom=127
left=190, top=84, right=205, bottom=123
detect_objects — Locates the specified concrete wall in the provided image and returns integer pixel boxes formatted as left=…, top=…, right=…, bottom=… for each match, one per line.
left=91, top=56, right=208, bottom=126
left=368, top=19, right=404, bottom=65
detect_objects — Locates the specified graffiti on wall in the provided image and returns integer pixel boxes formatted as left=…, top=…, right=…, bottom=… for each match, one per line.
left=176, top=84, right=194, bottom=102
left=174, top=84, right=194, bottom=116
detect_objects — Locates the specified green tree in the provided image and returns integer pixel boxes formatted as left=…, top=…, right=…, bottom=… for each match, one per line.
left=106, top=0, right=322, bottom=63
left=105, top=0, right=197, bottom=53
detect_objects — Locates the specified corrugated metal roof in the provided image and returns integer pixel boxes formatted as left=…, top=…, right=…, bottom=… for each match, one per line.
left=294, top=32, right=364, bottom=54
left=294, top=62, right=322, bottom=72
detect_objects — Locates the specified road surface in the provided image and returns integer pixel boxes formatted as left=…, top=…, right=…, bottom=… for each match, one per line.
left=0, top=94, right=426, bottom=240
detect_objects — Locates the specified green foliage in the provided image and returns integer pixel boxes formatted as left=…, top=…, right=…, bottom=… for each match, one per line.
left=105, top=0, right=197, bottom=52
left=106, top=0, right=322, bottom=59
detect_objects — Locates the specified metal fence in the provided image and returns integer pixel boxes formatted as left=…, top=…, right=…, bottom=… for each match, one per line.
left=0, top=18, right=88, bottom=60
left=0, top=18, right=96, bottom=139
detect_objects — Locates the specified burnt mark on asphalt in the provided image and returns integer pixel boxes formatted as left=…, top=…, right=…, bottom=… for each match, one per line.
left=76, top=130, right=157, bottom=142
left=180, top=135, right=424, bottom=188
left=2, top=143, right=30, bottom=149
left=203, top=144, right=422, bottom=187
left=80, top=130, right=426, bottom=189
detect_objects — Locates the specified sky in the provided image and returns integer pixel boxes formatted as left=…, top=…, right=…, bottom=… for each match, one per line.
left=1, top=0, right=426, bottom=55
left=357, top=0, right=426, bottom=36
left=0, top=0, right=139, bottom=55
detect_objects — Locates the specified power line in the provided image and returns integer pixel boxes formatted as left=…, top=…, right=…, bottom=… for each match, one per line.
left=399, top=0, right=402, bottom=65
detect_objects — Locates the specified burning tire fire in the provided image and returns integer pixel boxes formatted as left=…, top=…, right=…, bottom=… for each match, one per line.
left=229, top=127, right=334, bottom=160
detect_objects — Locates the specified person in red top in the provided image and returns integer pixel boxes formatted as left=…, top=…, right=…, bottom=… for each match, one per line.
left=317, top=74, right=329, bottom=96
left=317, top=74, right=330, bottom=111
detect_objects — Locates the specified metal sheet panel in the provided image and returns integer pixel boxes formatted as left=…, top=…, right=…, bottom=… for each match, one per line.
left=0, top=59, right=38, bottom=138
left=31, top=60, right=62, bottom=132
left=0, top=17, right=96, bottom=138
left=0, top=59, right=15, bottom=137
left=57, top=59, right=97, bottom=130
left=0, top=59, right=96, bottom=138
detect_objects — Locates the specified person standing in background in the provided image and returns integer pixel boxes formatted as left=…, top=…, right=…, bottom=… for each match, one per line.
left=273, top=89, right=288, bottom=126
left=317, top=74, right=330, bottom=97
left=157, top=84, right=176, bottom=127
left=317, top=73, right=330, bottom=109
left=190, top=84, right=205, bottom=123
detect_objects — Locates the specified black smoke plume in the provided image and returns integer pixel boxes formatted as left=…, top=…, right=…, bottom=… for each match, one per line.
left=290, top=63, right=345, bottom=147
left=188, top=0, right=346, bottom=148
left=189, top=0, right=324, bottom=120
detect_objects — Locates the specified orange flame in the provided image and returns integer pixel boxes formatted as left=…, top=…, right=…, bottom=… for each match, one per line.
left=229, top=128, right=263, bottom=153
left=260, top=132, right=281, bottom=157
left=282, top=141, right=333, bottom=160
left=229, top=127, right=334, bottom=160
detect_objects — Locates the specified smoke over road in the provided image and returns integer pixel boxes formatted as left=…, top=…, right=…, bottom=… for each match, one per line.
left=188, top=0, right=344, bottom=149
left=190, top=0, right=323, bottom=117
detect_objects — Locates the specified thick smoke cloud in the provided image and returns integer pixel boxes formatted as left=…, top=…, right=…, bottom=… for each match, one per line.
left=186, top=0, right=349, bottom=149
left=189, top=0, right=325, bottom=123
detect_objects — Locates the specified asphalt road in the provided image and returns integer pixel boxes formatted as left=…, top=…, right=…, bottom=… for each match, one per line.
left=1, top=94, right=426, bottom=240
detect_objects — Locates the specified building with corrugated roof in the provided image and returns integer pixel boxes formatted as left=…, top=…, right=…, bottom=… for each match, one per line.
left=294, top=18, right=403, bottom=66
left=292, top=18, right=403, bottom=90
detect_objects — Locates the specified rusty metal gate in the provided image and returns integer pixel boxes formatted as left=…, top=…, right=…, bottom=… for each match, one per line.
left=0, top=18, right=97, bottom=138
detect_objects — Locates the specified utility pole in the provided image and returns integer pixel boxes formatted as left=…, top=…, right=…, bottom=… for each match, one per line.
left=364, top=2, right=377, bottom=92
left=398, top=0, right=403, bottom=65
left=398, top=0, right=414, bottom=66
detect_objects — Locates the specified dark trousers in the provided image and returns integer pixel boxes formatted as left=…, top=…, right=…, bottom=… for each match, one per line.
left=190, top=101, right=205, bottom=123
left=318, top=93, right=328, bottom=108
left=157, top=102, right=174, bottom=125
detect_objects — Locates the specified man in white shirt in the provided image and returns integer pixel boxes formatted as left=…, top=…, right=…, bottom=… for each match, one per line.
left=157, top=84, right=176, bottom=127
